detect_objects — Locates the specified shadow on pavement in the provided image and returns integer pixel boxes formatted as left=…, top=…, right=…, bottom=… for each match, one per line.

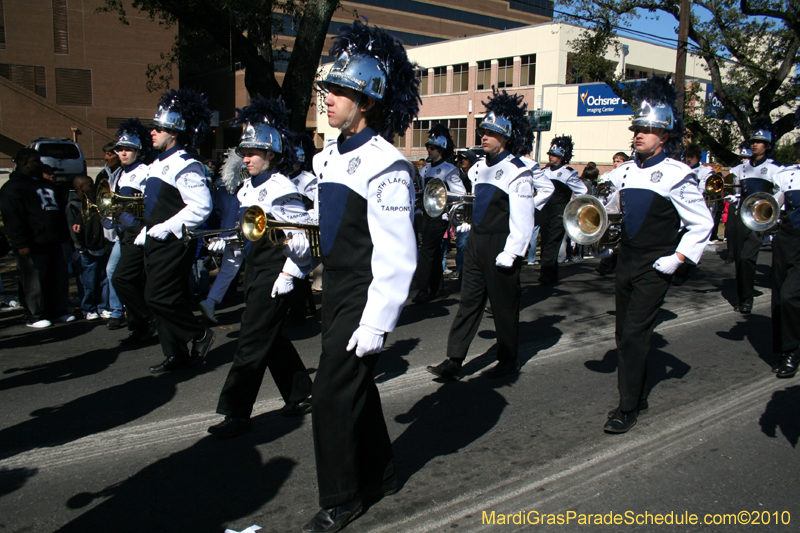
left=374, top=338, right=418, bottom=384
left=715, top=312, right=775, bottom=369
left=0, top=466, right=38, bottom=500
left=759, top=385, right=800, bottom=448
left=0, top=320, right=108, bottom=349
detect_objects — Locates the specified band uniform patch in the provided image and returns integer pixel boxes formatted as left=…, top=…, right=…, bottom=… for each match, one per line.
left=761, top=168, right=768, bottom=175
left=347, top=156, right=361, bottom=175
left=162, top=165, right=169, bottom=175
left=651, top=170, right=663, bottom=183
left=495, top=169, right=504, bottom=180
left=436, top=168, right=442, bottom=175
left=258, top=189, right=267, bottom=202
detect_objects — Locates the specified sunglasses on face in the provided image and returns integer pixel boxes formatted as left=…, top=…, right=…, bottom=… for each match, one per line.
left=152, top=126, right=173, bottom=134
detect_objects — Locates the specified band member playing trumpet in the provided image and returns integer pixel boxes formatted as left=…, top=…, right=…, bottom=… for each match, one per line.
left=110, top=118, right=156, bottom=345
left=427, top=88, right=535, bottom=382
left=727, top=121, right=783, bottom=314
left=601, top=76, right=713, bottom=434
left=413, top=124, right=466, bottom=304
left=770, top=140, right=800, bottom=378
left=207, top=97, right=314, bottom=438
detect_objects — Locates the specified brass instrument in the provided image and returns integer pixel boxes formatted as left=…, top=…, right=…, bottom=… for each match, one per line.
left=241, top=205, right=322, bottom=257
left=182, top=224, right=244, bottom=248
left=81, top=192, right=100, bottom=224
left=563, top=195, right=622, bottom=254
left=422, top=177, right=475, bottom=226
left=95, top=179, right=145, bottom=222
left=740, top=191, right=780, bottom=233
left=704, top=172, right=741, bottom=203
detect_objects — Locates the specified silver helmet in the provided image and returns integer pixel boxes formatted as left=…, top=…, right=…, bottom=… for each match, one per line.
left=425, top=133, right=448, bottom=151
left=750, top=128, right=773, bottom=143
left=238, top=122, right=282, bottom=154
left=295, top=144, right=306, bottom=163
left=152, top=102, right=186, bottom=132
left=548, top=144, right=566, bottom=158
left=629, top=100, right=674, bottom=131
left=115, top=131, right=143, bottom=151
left=478, top=112, right=512, bottom=138
left=318, top=51, right=387, bottom=101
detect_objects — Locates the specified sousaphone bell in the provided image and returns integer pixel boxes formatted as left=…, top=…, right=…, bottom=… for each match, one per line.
left=562, top=195, right=622, bottom=254
left=422, top=177, right=475, bottom=227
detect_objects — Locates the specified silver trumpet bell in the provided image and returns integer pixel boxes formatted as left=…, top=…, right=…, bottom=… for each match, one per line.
left=740, top=192, right=780, bottom=232
left=563, top=195, right=609, bottom=245
left=422, top=177, right=474, bottom=226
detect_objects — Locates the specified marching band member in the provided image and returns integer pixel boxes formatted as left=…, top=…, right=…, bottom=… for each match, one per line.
left=138, top=89, right=214, bottom=373
left=602, top=76, right=713, bottom=434
left=427, top=87, right=535, bottom=382
left=207, top=97, right=314, bottom=438
left=109, top=119, right=156, bottom=345
left=770, top=140, right=800, bottom=378
left=306, top=21, right=420, bottom=533
left=538, top=135, right=587, bottom=284
left=727, top=121, right=782, bottom=314
left=722, top=143, right=753, bottom=264
left=412, top=124, right=465, bottom=304
left=518, top=143, right=555, bottom=265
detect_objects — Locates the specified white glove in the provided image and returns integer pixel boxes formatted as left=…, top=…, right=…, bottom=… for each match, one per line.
left=271, top=273, right=294, bottom=298
left=207, top=238, right=226, bottom=253
left=346, top=324, right=386, bottom=358
left=455, top=222, right=471, bottom=234
left=100, top=217, right=115, bottom=230
left=724, top=194, right=738, bottom=203
left=118, top=212, right=136, bottom=228
left=283, top=232, right=310, bottom=261
left=653, top=253, right=684, bottom=275
left=592, top=248, right=614, bottom=259
left=147, top=223, right=172, bottom=241
left=442, top=212, right=449, bottom=222
left=495, top=250, right=516, bottom=268
left=134, top=228, right=147, bottom=246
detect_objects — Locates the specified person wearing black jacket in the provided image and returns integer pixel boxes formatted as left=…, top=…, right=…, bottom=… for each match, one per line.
left=66, top=176, right=109, bottom=320
left=0, top=148, right=73, bottom=328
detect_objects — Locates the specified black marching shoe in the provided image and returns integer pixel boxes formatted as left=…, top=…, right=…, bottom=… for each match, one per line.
left=608, top=399, right=648, bottom=419
left=412, top=290, right=432, bottom=304
left=207, top=416, right=252, bottom=438
left=302, top=499, right=364, bottom=533
left=191, top=327, right=215, bottom=363
left=485, top=359, right=521, bottom=379
left=604, top=409, right=638, bottom=434
left=120, top=322, right=157, bottom=346
left=283, top=398, right=313, bottom=417
left=776, top=353, right=799, bottom=379
left=739, top=303, right=752, bottom=314
left=149, top=355, right=194, bottom=374
left=106, top=317, right=126, bottom=330
left=426, top=358, right=462, bottom=381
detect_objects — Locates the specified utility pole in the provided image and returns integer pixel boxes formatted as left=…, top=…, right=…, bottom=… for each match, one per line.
left=675, top=0, right=692, bottom=119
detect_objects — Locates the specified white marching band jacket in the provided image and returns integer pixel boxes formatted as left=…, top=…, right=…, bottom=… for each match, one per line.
left=313, top=129, right=417, bottom=333
left=291, top=169, right=319, bottom=220
left=542, top=163, right=588, bottom=206
left=519, top=156, right=555, bottom=211
left=468, top=149, right=535, bottom=258
left=773, top=164, right=800, bottom=228
left=117, top=160, right=149, bottom=196
left=420, top=159, right=466, bottom=195
left=691, top=164, right=715, bottom=196
left=728, top=157, right=782, bottom=207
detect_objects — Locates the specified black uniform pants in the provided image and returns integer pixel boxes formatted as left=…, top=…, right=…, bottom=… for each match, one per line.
left=112, top=226, right=151, bottom=332
left=539, top=204, right=567, bottom=283
left=772, top=223, right=800, bottom=354
left=729, top=207, right=762, bottom=306
left=414, top=212, right=449, bottom=294
left=15, top=247, right=69, bottom=321
left=216, top=260, right=312, bottom=418
left=312, top=268, right=394, bottom=508
left=446, top=232, right=521, bottom=363
left=144, top=236, right=204, bottom=360
left=615, top=251, right=673, bottom=412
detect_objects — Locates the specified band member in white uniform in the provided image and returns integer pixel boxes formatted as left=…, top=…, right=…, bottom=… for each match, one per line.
left=109, top=119, right=156, bottom=345
left=602, top=76, right=713, bottom=434
left=136, top=89, right=214, bottom=373
left=538, top=135, right=587, bottom=284
left=722, top=143, right=754, bottom=264
left=519, top=144, right=555, bottom=264
left=207, top=97, right=314, bottom=438
left=412, top=124, right=465, bottom=303
left=305, top=21, right=420, bottom=533
left=727, top=122, right=782, bottom=314
left=427, top=88, right=535, bottom=381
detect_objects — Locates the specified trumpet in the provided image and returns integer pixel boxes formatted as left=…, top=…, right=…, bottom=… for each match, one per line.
left=740, top=191, right=780, bottom=232
left=94, top=179, right=145, bottom=222
left=562, top=195, right=622, bottom=254
left=241, top=205, right=322, bottom=257
left=423, top=177, right=475, bottom=226
left=182, top=224, right=244, bottom=248
left=704, top=173, right=740, bottom=202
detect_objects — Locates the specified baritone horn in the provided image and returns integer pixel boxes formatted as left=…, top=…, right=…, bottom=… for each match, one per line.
left=95, top=179, right=145, bottom=221
left=562, top=195, right=622, bottom=254
left=423, top=177, right=475, bottom=226
left=241, top=205, right=322, bottom=257
left=740, top=192, right=780, bottom=232
left=80, top=192, right=100, bottom=224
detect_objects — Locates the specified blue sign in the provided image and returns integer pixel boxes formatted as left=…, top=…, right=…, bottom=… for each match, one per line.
left=705, top=84, right=732, bottom=120
left=577, top=84, right=633, bottom=116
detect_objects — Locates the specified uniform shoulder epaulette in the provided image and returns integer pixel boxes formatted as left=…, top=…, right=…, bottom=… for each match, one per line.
left=509, top=156, right=526, bottom=169
left=179, top=153, right=196, bottom=162
left=664, top=158, right=691, bottom=172
left=566, top=166, right=574, bottom=172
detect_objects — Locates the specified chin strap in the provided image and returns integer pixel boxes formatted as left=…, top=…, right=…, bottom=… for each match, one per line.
left=340, top=93, right=362, bottom=133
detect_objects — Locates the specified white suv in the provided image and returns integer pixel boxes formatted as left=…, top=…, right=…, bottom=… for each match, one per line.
left=28, top=138, right=87, bottom=184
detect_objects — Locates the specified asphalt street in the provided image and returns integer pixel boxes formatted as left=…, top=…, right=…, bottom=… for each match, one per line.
left=0, top=243, right=798, bottom=533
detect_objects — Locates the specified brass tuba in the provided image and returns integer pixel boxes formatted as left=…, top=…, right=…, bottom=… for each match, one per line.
left=740, top=191, right=780, bottom=232
left=562, top=195, right=622, bottom=254
left=241, top=205, right=322, bottom=257
left=95, top=179, right=145, bottom=222
left=422, top=177, right=475, bottom=226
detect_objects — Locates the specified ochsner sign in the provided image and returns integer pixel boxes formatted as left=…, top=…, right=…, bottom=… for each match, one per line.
left=577, top=84, right=633, bottom=116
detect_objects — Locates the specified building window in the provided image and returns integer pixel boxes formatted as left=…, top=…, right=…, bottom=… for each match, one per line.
left=520, top=54, right=536, bottom=86
left=53, top=0, right=68, bottom=55
left=638, top=70, right=649, bottom=79
left=0, top=1, right=6, bottom=50
left=416, top=68, right=428, bottom=96
left=432, top=66, right=447, bottom=94
left=0, top=64, right=46, bottom=98
left=474, top=116, right=484, bottom=146
left=412, top=120, right=431, bottom=150
left=56, top=68, right=92, bottom=106
left=476, top=60, right=491, bottom=90
left=448, top=118, right=468, bottom=149
left=497, top=57, right=513, bottom=88
left=413, top=119, right=468, bottom=150
left=392, top=133, right=402, bottom=148
left=452, top=63, right=468, bottom=93
left=625, top=68, right=636, bottom=80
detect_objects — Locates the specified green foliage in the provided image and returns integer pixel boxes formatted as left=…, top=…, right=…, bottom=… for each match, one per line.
left=773, top=138, right=800, bottom=166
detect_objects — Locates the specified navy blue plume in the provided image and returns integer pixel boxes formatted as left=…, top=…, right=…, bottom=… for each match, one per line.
left=482, top=87, right=532, bottom=157
left=330, top=20, right=420, bottom=140
left=116, top=118, right=155, bottom=163
left=630, top=75, right=685, bottom=157
left=549, top=135, right=574, bottom=164
left=157, top=88, right=212, bottom=147
left=428, top=123, right=454, bottom=159
left=234, top=96, right=298, bottom=175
